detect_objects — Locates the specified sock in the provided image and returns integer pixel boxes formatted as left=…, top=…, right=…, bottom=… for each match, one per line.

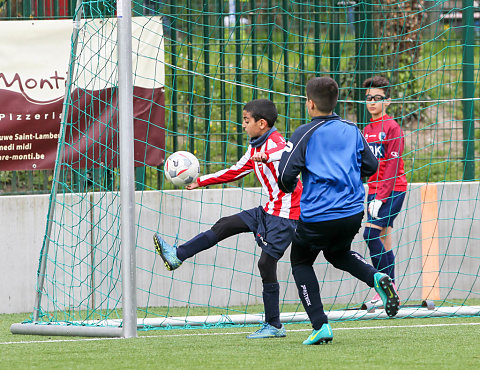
left=263, top=282, right=281, bottom=328
left=363, top=227, right=389, bottom=275
left=386, top=250, right=395, bottom=283
left=176, top=230, right=218, bottom=261
left=291, top=264, right=327, bottom=330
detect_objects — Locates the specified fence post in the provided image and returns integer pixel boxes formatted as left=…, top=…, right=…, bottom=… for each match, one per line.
left=462, top=0, right=475, bottom=181
left=355, top=1, right=374, bottom=126
left=169, top=0, right=178, bottom=153
left=187, top=0, right=195, bottom=153
left=235, top=0, right=243, bottom=159
left=329, top=0, right=340, bottom=87
left=217, top=0, right=227, bottom=160
left=23, top=0, right=32, bottom=17
left=203, top=1, right=211, bottom=170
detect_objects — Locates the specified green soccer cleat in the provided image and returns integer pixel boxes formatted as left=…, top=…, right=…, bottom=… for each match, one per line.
left=246, top=323, right=286, bottom=339
left=303, top=323, right=333, bottom=345
left=373, top=272, right=400, bottom=317
left=153, top=233, right=182, bottom=271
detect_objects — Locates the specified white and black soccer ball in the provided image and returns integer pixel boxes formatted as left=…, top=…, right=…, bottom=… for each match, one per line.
left=164, top=151, right=200, bottom=186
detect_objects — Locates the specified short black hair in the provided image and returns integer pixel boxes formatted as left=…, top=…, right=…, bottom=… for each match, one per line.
left=243, top=99, right=278, bottom=127
left=363, top=76, right=391, bottom=98
left=306, top=77, right=338, bottom=113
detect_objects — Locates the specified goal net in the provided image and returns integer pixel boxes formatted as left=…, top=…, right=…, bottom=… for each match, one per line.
left=12, top=0, right=480, bottom=337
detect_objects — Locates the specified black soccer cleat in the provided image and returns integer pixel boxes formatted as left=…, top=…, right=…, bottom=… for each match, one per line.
left=373, top=273, right=400, bottom=317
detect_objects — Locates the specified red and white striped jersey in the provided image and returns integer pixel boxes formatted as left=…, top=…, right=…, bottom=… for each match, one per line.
left=197, top=130, right=302, bottom=220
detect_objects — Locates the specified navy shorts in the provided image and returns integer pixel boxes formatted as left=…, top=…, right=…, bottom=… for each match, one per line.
left=238, top=206, right=297, bottom=260
left=367, top=191, right=406, bottom=228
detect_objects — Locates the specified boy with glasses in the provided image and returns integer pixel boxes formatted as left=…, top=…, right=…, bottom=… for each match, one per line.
left=362, top=76, right=407, bottom=305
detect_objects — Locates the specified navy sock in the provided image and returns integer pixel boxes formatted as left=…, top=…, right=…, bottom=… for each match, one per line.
left=363, top=227, right=389, bottom=275
left=263, top=282, right=281, bottom=328
left=386, top=250, right=395, bottom=283
left=291, top=264, right=327, bottom=330
left=176, top=230, right=218, bottom=261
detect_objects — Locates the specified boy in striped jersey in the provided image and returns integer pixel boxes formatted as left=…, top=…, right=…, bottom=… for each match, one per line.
left=154, top=99, right=303, bottom=339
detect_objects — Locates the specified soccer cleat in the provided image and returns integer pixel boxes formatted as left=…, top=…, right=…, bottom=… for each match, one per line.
left=153, top=233, right=182, bottom=271
left=246, top=323, right=286, bottom=339
left=373, top=272, right=400, bottom=317
left=303, top=323, right=333, bottom=345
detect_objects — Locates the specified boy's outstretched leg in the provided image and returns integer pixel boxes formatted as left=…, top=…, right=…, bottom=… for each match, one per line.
left=323, top=248, right=400, bottom=317
left=153, top=230, right=218, bottom=271
left=154, top=214, right=249, bottom=271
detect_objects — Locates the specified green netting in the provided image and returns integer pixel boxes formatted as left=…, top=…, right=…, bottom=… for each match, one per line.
left=27, top=0, right=480, bottom=333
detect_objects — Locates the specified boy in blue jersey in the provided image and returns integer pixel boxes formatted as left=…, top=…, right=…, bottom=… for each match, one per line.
left=278, top=77, right=400, bottom=345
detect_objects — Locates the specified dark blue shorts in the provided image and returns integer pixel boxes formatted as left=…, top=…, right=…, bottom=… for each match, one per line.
left=238, top=206, right=297, bottom=260
left=367, top=191, right=406, bottom=228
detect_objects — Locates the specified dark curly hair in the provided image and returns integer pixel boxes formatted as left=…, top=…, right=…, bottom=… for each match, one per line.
left=363, top=76, right=391, bottom=98
left=243, top=99, right=278, bottom=127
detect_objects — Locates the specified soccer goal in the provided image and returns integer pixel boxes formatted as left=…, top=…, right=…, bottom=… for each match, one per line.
left=11, top=0, right=480, bottom=338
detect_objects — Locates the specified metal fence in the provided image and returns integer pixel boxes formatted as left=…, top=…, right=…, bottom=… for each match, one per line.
left=0, top=0, right=478, bottom=194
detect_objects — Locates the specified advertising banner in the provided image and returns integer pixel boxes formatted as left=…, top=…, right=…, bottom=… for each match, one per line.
left=0, top=17, right=165, bottom=171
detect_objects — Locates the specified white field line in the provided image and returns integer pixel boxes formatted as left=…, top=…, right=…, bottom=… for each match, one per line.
left=1, top=322, right=480, bottom=346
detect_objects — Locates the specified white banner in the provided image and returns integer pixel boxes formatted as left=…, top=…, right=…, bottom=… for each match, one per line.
left=0, top=17, right=166, bottom=171
left=0, top=16, right=165, bottom=103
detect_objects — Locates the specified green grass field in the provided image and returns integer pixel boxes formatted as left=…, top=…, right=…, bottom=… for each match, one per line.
left=2, top=312, right=479, bottom=369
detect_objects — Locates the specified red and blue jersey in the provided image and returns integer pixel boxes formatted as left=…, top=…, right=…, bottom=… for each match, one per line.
left=363, top=114, right=408, bottom=201
left=197, top=128, right=302, bottom=220
left=277, top=114, right=378, bottom=222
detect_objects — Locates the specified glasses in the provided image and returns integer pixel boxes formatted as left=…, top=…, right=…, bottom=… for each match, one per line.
left=365, top=94, right=387, bottom=102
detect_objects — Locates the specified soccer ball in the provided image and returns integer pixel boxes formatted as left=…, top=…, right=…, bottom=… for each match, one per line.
left=164, top=151, right=200, bottom=186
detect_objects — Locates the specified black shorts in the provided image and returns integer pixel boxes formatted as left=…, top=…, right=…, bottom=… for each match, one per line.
left=238, top=206, right=298, bottom=260
left=291, top=211, right=364, bottom=264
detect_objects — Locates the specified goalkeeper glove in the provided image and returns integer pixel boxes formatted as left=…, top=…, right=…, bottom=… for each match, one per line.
left=368, top=199, right=383, bottom=219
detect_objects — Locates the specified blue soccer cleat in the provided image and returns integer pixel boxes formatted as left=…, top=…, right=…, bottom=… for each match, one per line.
left=246, top=323, right=286, bottom=339
left=303, top=323, right=333, bottom=345
left=153, top=233, right=182, bottom=271
left=373, top=272, right=400, bottom=317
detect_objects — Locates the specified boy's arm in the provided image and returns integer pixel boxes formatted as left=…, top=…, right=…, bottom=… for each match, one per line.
left=251, top=134, right=286, bottom=163
left=360, top=133, right=379, bottom=177
left=278, top=128, right=308, bottom=193
left=193, top=150, right=254, bottom=188
left=263, top=138, right=287, bottom=162
left=376, top=125, right=404, bottom=201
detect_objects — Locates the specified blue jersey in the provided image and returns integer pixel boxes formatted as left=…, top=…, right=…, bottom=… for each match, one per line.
left=278, top=114, right=378, bottom=222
